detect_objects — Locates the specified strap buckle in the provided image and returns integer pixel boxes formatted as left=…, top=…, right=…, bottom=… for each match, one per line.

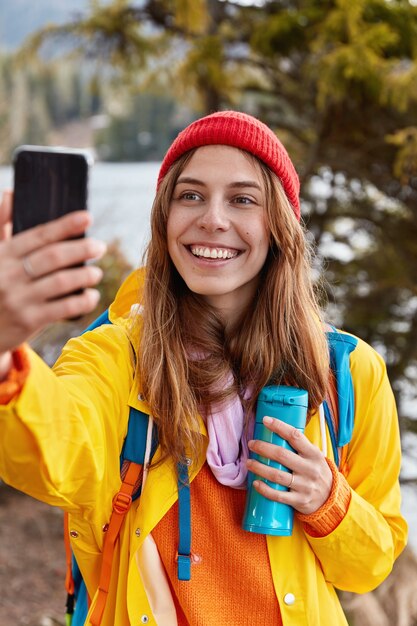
left=112, top=491, right=132, bottom=514
left=175, top=553, right=191, bottom=581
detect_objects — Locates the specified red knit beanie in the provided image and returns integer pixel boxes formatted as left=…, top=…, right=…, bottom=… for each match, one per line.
left=157, top=110, right=301, bottom=220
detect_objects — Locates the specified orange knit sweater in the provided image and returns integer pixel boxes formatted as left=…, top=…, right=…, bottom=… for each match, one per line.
left=152, top=463, right=283, bottom=626
left=152, top=461, right=350, bottom=626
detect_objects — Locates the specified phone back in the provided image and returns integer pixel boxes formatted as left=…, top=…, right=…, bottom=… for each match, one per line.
left=13, top=146, right=92, bottom=234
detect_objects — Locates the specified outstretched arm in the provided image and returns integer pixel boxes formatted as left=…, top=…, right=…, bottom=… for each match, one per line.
left=0, top=190, right=106, bottom=378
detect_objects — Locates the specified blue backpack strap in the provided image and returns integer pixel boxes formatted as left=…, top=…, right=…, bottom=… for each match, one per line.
left=122, top=411, right=191, bottom=581
left=122, top=412, right=191, bottom=581
left=325, top=329, right=358, bottom=462
left=70, top=556, right=88, bottom=626
left=176, top=462, right=192, bottom=581
left=120, top=407, right=158, bottom=501
left=82, top=308, right=110, bottom=334
left=322, top=401, right=340, bottom=466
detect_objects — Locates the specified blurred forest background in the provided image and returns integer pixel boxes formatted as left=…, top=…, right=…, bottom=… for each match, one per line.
left=1, top=1, right=417, bottom=625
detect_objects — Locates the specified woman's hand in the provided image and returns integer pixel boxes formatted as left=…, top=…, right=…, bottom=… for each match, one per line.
left=0, top=190, right=106, bottom=356
left=247, top=416, right=333, bottom=515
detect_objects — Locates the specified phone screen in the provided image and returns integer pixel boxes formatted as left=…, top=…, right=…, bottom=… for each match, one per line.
left=12, top=146, right=91, bottom=235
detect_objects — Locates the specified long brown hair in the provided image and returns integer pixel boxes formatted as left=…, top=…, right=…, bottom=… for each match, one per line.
left=137, top=149, right=329, bottom=467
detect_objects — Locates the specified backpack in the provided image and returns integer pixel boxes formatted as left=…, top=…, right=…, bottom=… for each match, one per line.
left=63, top=312, right=358, bottom=626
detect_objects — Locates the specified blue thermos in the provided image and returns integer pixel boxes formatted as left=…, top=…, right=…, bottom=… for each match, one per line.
left=242, top=385, right=308, bottom=536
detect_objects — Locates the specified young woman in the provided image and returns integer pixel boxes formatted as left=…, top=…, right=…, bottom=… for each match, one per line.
left=0, top=111, right=407, bottom=626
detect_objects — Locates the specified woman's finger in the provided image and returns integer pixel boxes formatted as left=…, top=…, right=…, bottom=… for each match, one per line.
left=251, top=478, right=298, bottom=505
left=28, top=265, right=103, bottom=302
left=261, top=417, right=316, bottom=456
left=20, top=238, right=107, bottom=281
left=246, top=458, right=295, bottom=489
left=11, top=210, right=91, bottom=258
left=247, top=438, right=306, bottom=473
left=39, top=289, right=100, bottom=324
left=27, top=288, right=102, bottom=328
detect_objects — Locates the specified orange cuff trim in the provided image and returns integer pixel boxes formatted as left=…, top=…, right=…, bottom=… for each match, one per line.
left=296, top=458, right=351, bottom=538
left=0, top=346, right=31, bottom=404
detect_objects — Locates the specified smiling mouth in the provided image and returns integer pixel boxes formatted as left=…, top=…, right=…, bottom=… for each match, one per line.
left=189, top=245, right=239, bottom=260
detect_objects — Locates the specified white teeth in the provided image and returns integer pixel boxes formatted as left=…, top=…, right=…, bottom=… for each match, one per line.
left=190, top=246, right=238, bottom=260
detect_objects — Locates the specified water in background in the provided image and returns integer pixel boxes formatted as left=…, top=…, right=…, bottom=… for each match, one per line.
left=87, top=162, right=160, bottom=267
left=1, top=161, right=416, bottom=547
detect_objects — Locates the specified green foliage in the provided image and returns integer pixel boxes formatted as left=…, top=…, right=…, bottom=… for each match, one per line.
left=72, top=1, right=157, bottom=69
left=171, top=0, right=208, bottom=34
left=386, top=127, right=417, bottom=182
left=178, top=34, right=235, bottom=110
left=251, top=11, right=308, bottom=58
left=313, top=0, right=407, bottom=109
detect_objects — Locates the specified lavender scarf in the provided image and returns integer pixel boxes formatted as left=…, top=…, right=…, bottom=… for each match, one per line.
left=205, top=384, right=254, bottom=489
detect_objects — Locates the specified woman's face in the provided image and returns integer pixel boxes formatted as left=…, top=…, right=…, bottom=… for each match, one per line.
left=167, top=145, right=270, bottom=324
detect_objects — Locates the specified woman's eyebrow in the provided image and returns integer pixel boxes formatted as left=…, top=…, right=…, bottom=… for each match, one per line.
left=176, top=176, right=206, bottom=186
left=175, top=177, right=261, bottom=190
left=228, top=181, right=261, bottom=190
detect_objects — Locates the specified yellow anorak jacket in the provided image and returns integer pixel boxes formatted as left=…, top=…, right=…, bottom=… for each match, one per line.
left=0, top=270, right=408, bottom=626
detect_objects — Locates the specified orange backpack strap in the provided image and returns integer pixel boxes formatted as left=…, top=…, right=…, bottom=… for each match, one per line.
left=89, top=460, right=143, bottom=626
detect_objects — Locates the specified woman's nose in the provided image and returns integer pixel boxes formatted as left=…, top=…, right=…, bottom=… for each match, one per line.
left=197, top=198, right=229, bottom=231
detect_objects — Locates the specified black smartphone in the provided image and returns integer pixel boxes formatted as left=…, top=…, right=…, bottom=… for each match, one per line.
left=12, top=145, right=92, bottom=235
left=12, top=146, right=93, bottom=316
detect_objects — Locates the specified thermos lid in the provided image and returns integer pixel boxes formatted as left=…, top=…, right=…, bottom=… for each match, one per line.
left=258, top=385, right=308, bottom=408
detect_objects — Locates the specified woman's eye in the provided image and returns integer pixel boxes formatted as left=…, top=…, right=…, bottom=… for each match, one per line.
left=233, top=196, right=254, bottom=205
left=179, top=191, right=201, bottom=201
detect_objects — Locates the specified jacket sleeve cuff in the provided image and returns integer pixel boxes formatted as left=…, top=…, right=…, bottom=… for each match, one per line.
left=296, top=458, right=352, bottom=538
left=0, top=346, right=31, bottom=404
